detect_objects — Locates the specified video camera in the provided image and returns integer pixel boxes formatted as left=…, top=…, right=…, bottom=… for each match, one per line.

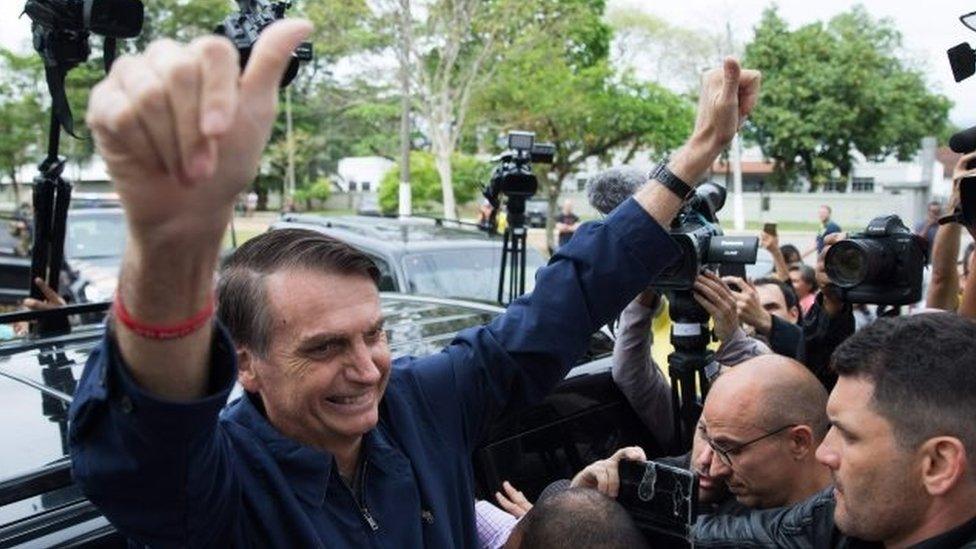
left=23, top=0, right=144, bottom=134
left=654, top=182, right=758, bottom=290
left=824, top=215, right=926, bottom=305
left=483, top=131, right=556, bottom=206
left=216, top=0, right=313, bottom=88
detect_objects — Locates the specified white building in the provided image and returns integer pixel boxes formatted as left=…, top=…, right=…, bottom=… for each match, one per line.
left=335, top=156, right=395, bottom=193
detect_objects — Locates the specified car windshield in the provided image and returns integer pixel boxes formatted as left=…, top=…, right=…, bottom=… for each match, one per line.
left=402, top=247, right=548, bottom=302
left=66, top=213, right=127, bottom=259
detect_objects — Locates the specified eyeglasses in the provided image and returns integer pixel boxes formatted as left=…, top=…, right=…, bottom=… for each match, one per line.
left=699, top=423, right=798, bottom=468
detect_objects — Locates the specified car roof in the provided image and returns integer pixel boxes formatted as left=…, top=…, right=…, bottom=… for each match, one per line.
left=272, top=214, right=510, bottom=256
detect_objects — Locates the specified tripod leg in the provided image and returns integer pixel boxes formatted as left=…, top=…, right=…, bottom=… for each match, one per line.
left=498, top=229, right=510, bottom=305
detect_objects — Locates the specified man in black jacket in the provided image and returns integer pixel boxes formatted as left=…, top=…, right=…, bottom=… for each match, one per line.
left=693, top=312, right=976, bottom=548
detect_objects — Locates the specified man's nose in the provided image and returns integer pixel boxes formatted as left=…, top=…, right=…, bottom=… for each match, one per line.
left=708, top=449, right=732, bottom=479
left=345, top=340, right=382, bottom=384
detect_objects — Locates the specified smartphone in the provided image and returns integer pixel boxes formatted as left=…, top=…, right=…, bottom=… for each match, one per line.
left=617, top=459, right=699, bottom=545
left=763, top=222, right=778, bottom=237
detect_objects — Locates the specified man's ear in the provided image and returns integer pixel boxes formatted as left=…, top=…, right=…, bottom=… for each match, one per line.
left=920, top=437, right=967, bottom=496
left=788, top=425, right=816, bottom=459
left=237, top=348, right=261, bottom=393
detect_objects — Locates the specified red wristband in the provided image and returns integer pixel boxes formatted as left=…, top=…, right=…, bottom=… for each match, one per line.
left=112, top=290, right=214, bottom=340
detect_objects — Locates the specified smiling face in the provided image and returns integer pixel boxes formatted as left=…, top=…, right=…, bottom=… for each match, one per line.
left=237, top=268, right=392, bottom=452
left=815, top=375, right=927, bottom=543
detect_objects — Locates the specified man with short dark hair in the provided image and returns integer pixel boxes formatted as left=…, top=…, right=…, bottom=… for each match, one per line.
left=725, top=276, right=804, bottom=361
left=66, top=20, right=762, bottom=547
left=818, top=312, right=976, bottom=546
left=505, top=488, right=649, bottom=549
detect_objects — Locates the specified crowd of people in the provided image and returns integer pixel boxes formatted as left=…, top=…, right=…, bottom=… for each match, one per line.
left=29, top=17, right=974, bottom=549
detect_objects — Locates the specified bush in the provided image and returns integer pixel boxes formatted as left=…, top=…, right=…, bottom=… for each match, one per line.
left=294, top=177, right=333, bottom=210
left=378, top=151, right=490, bottom=214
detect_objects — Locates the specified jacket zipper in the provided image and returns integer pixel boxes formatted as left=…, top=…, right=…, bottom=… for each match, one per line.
left=356, top=458, right=379, bottom=532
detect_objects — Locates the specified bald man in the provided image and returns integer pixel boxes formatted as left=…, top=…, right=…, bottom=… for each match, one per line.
left=696, top=355, right=831, bottom=509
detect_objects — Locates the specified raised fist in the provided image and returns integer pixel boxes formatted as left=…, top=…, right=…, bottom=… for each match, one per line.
left=85, top=20, right=313, bottom=246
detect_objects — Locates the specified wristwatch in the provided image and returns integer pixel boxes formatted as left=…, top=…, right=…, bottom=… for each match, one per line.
left=650, top=162, right=695, bottom=201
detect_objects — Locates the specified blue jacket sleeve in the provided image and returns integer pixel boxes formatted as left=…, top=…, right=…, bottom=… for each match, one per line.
left=403, top=198, right=680, bottom=452
left=68, top=325, right=239, bottom=547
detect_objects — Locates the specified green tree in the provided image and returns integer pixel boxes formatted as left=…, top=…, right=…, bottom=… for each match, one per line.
left=472, top=9, right=694, bottom=247
left=378, top=151, right=489, bottom=214
left=743, top=6, right=952, bottom=190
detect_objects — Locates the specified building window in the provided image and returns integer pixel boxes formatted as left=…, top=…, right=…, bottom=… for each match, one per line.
left=362, top=181, right=371, bottom=192
left=851, top=177, right=874, bottom=192
left=823, top=180, right=846, bottom=192
left=348, top=181, right=357, bottom=191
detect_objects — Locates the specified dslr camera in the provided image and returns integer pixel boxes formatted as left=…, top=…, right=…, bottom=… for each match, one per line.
left=824, top=215, right=926, bottom=305
left=654, top=182, right=758, bottom=290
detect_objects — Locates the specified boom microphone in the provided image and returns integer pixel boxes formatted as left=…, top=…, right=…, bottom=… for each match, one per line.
left=586, top=166, right=646, bottom=215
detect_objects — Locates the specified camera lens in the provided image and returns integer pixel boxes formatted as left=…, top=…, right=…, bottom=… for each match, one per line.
left=825, top=239, right=889, bottom=288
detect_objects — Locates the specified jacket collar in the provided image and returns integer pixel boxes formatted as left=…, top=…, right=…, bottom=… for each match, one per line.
left=222, top=392, right=412, bottom=508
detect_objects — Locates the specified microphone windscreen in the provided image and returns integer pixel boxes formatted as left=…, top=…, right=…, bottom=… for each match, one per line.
left=950, top=125, right=976, bottom=154
left=90, top=0, right=144, bottom=38
left=586, top=166, right=646, bottom=215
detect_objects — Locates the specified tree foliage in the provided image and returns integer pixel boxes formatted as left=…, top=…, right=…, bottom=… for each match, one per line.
left=471, top=3, right=694, bottom=247
left=743, top=6, right=952, bottom=190
left=378, top=151, right=489, bottom=214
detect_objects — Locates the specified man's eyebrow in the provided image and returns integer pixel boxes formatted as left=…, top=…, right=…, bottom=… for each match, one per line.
left=296, top=333, right=348, bottom=353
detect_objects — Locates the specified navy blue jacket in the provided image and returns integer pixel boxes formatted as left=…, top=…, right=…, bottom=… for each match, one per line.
left=68, top=198, right=680, bottom=548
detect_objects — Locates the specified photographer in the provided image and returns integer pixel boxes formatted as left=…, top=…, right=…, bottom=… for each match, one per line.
left=611, top=273, right=771, bottom=451
left=722, top=276, right=805, bottom=362
left=927, top=151, right=976, bottom=313
left=67, top=19, right=761, bottom=547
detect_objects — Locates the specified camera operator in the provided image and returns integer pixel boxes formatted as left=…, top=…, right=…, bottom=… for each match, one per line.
left=693, top=313, right=976, bottom=548
left=927, top=151, right=976, bottom=313
left=66, top=18, right=762, bottom=547
left=611, top=273, right=771, bottom=451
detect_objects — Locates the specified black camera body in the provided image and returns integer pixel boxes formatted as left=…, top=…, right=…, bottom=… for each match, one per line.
left=485, top=131, right=556, bottom=201
left=824, top=215, right=926, bottom=305
left=216, top=0, right=313, bottom=88
left=654, top=182, right=758, bottom=290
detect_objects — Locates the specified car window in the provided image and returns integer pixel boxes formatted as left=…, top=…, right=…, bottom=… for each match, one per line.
left=401, top=247, right=548, bottom=302
left=368, top=255, right=397, bottom=292
left=66, top=213, right=127, bottom=260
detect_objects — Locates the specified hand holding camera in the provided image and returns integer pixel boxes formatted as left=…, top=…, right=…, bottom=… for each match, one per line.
left=570, top=446, right=647, bottom=498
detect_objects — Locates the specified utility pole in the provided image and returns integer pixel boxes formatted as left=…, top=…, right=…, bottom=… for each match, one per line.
left=727, top=22, right=745, bottom=231
left=285, top=85, right=296, bottom=206
left=398, top=0, right=413, bottom=218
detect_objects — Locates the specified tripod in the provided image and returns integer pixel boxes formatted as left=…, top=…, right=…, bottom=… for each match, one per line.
left=497, top=196, right=530, bottom=306
left=28, top=111, right=73, bottom=336
left=666, top=290, right=716, bottom=450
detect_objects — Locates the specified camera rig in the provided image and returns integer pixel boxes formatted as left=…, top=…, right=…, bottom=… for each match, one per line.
left=483, top=131, right=555, bottom=305
left=216, top=0, right=313, bottom=88
left=22, top=0, right=144, bottom=336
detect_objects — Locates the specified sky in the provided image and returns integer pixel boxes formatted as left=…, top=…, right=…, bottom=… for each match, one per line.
left=2, top=1, right=975, bottom=127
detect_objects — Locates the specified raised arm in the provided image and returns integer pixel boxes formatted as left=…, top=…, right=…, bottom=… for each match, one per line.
left=85, top=22, right=312, bottom=401
left=408, top=59, right=762, bottom=451
left=611, top=291, right=674, bottom=449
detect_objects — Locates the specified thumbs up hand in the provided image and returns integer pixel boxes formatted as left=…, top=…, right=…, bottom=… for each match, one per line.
left=693, top=57, right=762, bottom=157
left=86, top=20, right=313, bottom=246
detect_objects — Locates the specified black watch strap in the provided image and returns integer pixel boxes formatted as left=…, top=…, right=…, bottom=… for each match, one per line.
left=651, top=162, right=695, bottom=200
